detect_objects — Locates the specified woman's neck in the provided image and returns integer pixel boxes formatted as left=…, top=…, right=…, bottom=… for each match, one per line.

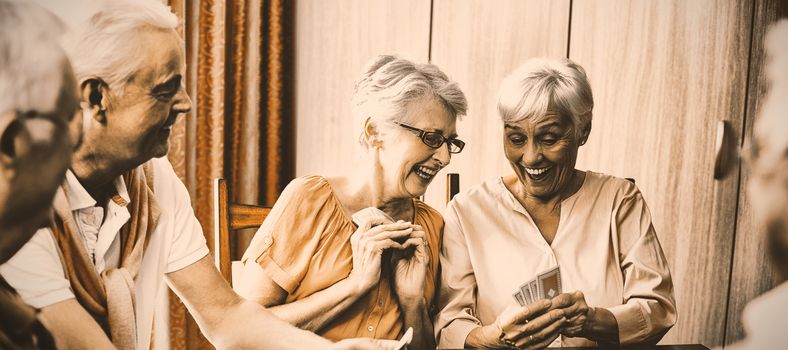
left=337, top=167, right=414, bottom=222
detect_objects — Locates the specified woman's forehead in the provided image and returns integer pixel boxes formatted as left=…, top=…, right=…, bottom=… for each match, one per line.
left=399, top=97, right=456, bottom=128
left=505, top=113, right=570, bottom=130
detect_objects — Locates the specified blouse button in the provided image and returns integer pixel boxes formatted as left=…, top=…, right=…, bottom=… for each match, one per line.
left=263, top=236, right=273, bottom=245
left=367, top=325, right=374, bottom=332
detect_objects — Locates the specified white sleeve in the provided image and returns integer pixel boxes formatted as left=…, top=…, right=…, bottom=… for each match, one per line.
left=435, top=200, right=482, bottom=349
left=0, top=228, right=74, bottom=308
left=153, top=158, right=209, bottom=273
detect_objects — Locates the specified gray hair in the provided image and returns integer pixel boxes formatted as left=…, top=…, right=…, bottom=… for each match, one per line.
left=61, top=0, right=179, bottom=93
left=497, top=57, right=593, bottom=140
left=351, top=55, right=468, bottom=146
left=0, top=0, right=69, bottom=114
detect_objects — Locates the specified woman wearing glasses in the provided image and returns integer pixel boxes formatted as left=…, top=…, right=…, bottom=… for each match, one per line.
left=236, top=55, right=467, bottom=349
left=435, top=58, right=676, bottom=349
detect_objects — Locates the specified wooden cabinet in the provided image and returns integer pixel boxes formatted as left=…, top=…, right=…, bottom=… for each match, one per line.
left=569, top=0, right=752, bottom=345
left=294, top=0, right=432, bottom=178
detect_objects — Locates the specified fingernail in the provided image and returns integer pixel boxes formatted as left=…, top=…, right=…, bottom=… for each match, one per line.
left=557, top=310, right=565, bottom=317
left=543, top=300, right=551, bottom=307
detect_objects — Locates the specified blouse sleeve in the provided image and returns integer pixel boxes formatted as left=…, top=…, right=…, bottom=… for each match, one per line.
left=239, top=177, right=332, bottom=294
left=608, top=182, right=677, bottom=344
left=434, top=199, right=482, bottom=349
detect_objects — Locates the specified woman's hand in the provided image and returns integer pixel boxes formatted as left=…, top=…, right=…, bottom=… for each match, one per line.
left=391, top=224, right=429, bottom=305
left=348, top=220, right=413, bottom=294
left=554, top=291, right=590, bottom=337
left=467, top=299, right=567, bottom=349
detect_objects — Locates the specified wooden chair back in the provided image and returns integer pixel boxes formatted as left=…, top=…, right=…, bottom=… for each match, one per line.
left=213, top=178, right=271, bottom=285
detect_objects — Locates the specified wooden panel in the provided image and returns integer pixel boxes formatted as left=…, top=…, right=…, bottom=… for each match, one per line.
left=569, top=0, right=753, bottom=346
left=725, top=0, right=788, bottom=345
left=294, top=0, right=432, bottom=178
left=426, top=0, right=571, bottom=207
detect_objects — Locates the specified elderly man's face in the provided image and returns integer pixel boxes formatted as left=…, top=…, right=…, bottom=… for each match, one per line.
left=0, top=63, right=80, bottom=263
left=102, top=28, right=190, bottom=164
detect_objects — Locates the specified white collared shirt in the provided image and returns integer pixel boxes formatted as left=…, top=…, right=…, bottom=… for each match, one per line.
left=0, top=157, right=209, bottom=349
left=435, top=172, right=677, bottom=348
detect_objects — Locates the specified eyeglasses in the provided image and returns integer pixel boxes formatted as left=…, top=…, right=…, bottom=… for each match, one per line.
left=394, top=122, right=465, bottom=154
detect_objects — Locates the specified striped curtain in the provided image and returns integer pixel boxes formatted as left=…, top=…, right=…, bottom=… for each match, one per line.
left=165, top=0, right=295, bottom=348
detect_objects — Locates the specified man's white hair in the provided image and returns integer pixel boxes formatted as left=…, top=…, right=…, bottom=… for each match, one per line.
left=62, top=0, right=179, bottom=92
left=0, top=0, right=69, bottom=114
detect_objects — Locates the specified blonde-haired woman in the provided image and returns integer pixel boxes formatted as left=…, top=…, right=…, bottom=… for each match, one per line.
left=236, top=55, right=467, bottom=349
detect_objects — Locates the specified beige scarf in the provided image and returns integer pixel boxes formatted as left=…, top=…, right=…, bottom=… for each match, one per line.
left=49, top=162, right=160, bottom=350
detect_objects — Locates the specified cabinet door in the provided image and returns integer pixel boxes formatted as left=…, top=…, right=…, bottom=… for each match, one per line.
left=295, top=0, right=432, bottom=178
left=569, top=0, right=752, bottom=346
left=426, top=0, right=571, bottom=206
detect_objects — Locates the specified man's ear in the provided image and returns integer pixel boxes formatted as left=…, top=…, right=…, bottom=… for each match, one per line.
left=0, top=111, right=24, bottom=167
left=80, top=78, right=110, bottom=124
left=363, top=116, right=382, bottom=149
left=579, top=119, right=592, bottom=146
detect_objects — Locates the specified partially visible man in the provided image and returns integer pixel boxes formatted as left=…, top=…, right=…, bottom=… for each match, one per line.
left=0, top=0, right=81, bottom=348
left=726, top=19, right=788, bottom=350
left=0, top=1, right=395, bottom=349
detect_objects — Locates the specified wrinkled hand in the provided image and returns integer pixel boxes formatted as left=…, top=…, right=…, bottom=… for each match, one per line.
left=553, top=291, right=590, bottom=337
left=494, top=299, right=567, bottom=349
left=391, top=224, right=429, bottom=304
left=332, top=338, right=402, bottom=350
left=348, top=220, right=413, bottom=293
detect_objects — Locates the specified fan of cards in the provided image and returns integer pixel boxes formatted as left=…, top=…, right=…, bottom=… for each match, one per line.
left=513, top=266, right=562, bottom=306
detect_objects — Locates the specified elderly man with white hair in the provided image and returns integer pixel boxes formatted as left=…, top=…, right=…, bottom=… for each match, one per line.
left=0, top=1, right=398, bottom=349
left=0, top=1, right=81, bottom=348
left=0, top=0, right=81, bottom=349
left=725, top=19, right=788, bottom=350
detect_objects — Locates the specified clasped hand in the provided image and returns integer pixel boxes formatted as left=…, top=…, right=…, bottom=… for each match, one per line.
left=348, top=219, right=428, bottom=303
left=493, top=291, right=591, bottom=348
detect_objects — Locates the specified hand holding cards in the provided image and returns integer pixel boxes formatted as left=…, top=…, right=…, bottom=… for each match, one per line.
left=513, top=266, right=562, bottom=306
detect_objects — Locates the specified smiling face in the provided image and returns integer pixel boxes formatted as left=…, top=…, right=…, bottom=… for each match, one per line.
left=503, top=113, right=583, bottom=201
left=99, top=27, right=190, bottom=164
left=375, top=96, right=457, bottom=199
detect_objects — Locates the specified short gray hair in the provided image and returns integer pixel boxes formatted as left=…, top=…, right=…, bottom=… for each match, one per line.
left=62, top=0, right=179, bottom=92
left=0, top=0, right=69, bottom=114
left=497, top=58, right=593, bottom=139
left=352, top=55, right=468, bottom=146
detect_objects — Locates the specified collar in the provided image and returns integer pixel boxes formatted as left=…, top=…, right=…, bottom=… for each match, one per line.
left=62, top=170, right=131, bottom=211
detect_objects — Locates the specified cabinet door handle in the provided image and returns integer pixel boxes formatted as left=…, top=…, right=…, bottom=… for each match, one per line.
left=714, top=120, right=731, bottom=180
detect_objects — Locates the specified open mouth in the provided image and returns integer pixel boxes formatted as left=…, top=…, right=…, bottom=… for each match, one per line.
left=413, top=165, right=438, bottom=183
left=524, top=165, right=552, bottom=182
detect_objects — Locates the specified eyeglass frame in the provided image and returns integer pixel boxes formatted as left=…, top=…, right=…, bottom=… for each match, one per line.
left=393, top=121, right=465, bottom=154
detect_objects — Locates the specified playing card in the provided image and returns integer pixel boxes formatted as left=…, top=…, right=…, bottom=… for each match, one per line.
left=513, top=291, right=525, bottom=306
left=528, top=280, right=539, bottom=301
left=351, top=207, right=394, bottom=227
left=536, top=266, right=562, bottom=299
left=519, top=282, right=534, bottom=305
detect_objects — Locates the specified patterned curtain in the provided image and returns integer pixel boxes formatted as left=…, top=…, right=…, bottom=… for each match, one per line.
left=165, top=0, right=295, bottom=348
